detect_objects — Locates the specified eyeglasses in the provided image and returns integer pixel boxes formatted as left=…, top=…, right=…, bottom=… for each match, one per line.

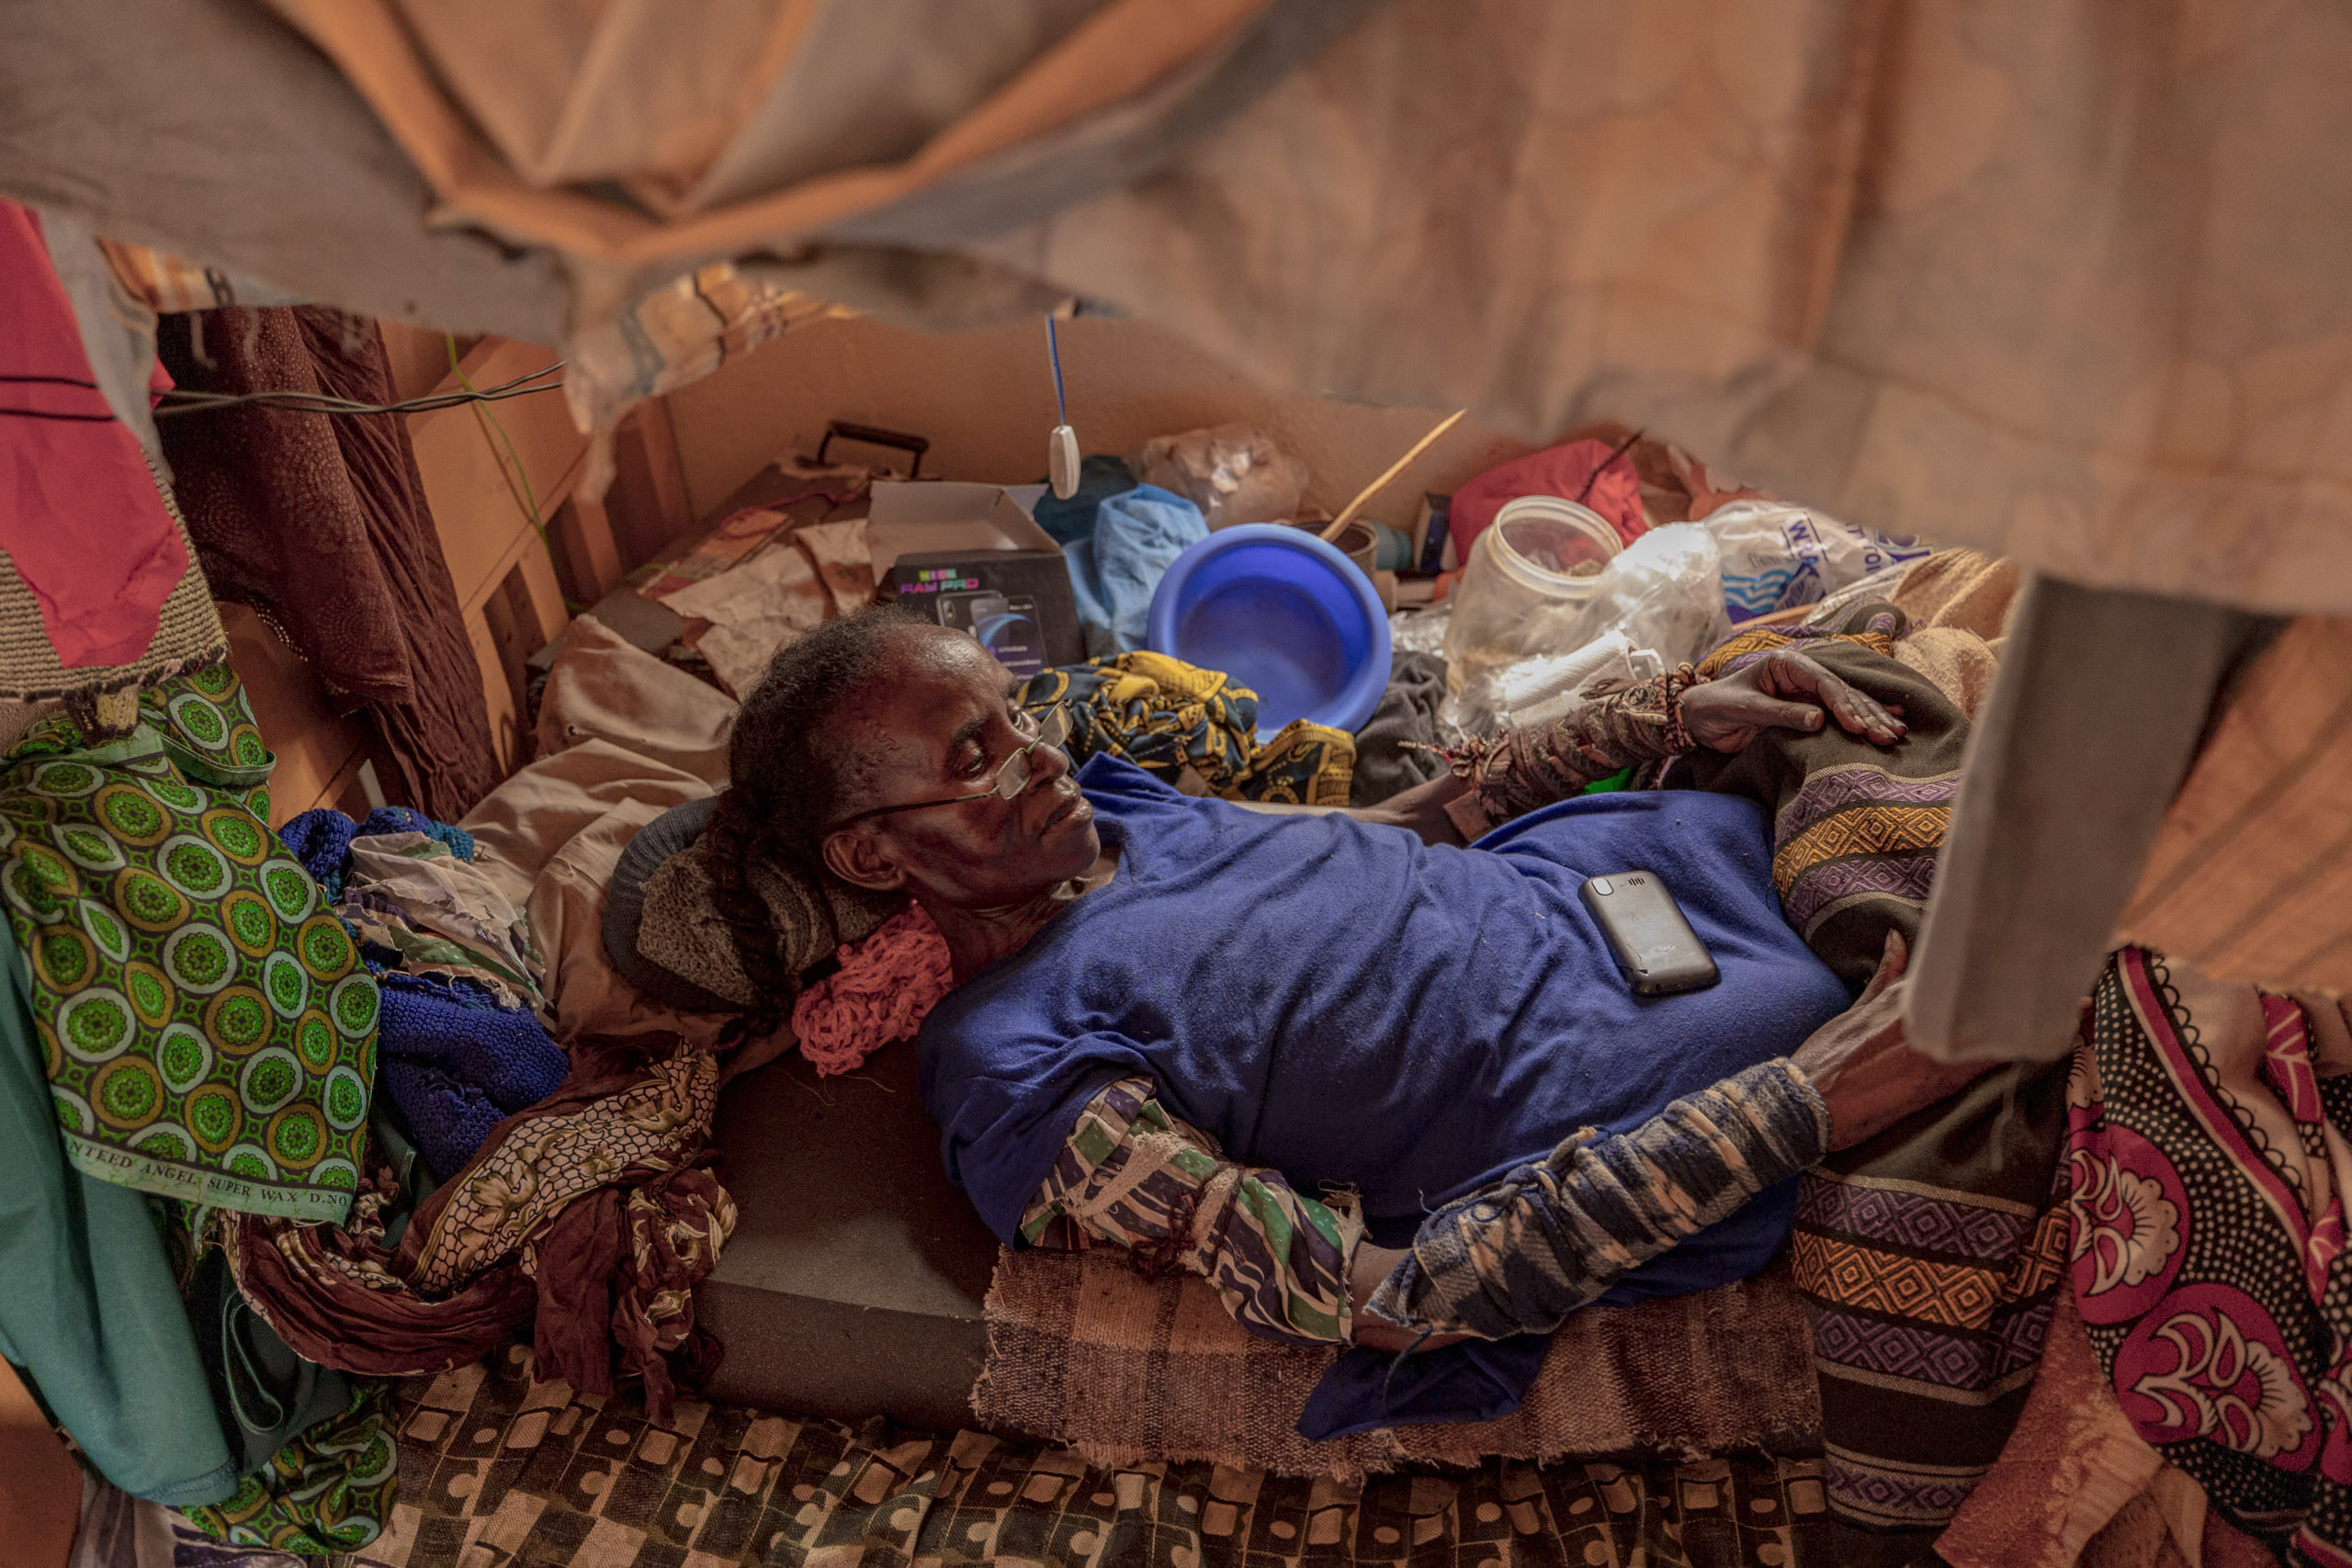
left=831, top=704, right=1074, bottom=829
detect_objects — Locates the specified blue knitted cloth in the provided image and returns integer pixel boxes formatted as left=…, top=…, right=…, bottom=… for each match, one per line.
left=379, top=1061, right=503, bottom=1187
left=278, top=807, right=477, bottom=902
left=375, top=973, right=568, bottom=1179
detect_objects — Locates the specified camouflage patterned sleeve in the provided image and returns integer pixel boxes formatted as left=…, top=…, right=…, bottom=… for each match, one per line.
left=1362, top=1059, right=1828, bottom=1339
left=1445, top=666, right=1703, bottom=829
left=1019, top=1077, right=1359, bottom=1347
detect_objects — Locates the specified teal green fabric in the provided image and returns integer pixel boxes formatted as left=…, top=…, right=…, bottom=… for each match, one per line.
left=187, top=1246, right=356, bottom=1477
left=0, top=919, right=238, bottom=1506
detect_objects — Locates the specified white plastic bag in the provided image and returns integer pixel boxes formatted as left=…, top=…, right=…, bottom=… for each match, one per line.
left=1535, top=522, right=1729, bottom=670
left=1703, top=501, right=1930, bottom=623
left=1136, top=423, right=1309, bottom=529
left=1437, top=634, right=1668, bottom=739
left=1489, top=633, right=1664, bottom=725
left=1389, top=603, right=1453, bottom=657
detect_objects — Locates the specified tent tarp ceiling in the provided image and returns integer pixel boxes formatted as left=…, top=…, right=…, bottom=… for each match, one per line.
left=5, top=0, right=2352, bottom=617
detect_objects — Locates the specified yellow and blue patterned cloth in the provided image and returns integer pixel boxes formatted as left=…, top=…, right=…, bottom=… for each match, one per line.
left=1014, top=649, right=1355, bottom=807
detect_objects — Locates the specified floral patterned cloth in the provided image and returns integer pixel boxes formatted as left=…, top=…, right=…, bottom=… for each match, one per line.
left=2070, top=947, right=2352, bottom=1563
left=0, top=666, right=377, bottom=1222
left=224, top=1036, right=734, bottom=1426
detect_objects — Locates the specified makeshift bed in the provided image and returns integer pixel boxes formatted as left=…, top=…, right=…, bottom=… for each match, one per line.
left=469, top=543, right=2019, bottom=1470
left=357, top=532, right=2270, bottom=1568
left=498, top=609, right=1818, bottom=1461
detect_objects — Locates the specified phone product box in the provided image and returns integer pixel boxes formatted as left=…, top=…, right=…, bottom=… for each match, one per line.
left=869, top=480, right=1083, bottom=678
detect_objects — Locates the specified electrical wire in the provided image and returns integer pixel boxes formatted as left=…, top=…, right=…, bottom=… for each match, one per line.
left=1045, top=314, right=1069, bottom=426
left=448, top=335, right=547, bottom=533
left=446, top=336, right=572, bottom=610
left=0, top=371, right=120, bottom=422
left=3, top=358, right=565, bottom=424
left=147, top=361, right=567, bottom=419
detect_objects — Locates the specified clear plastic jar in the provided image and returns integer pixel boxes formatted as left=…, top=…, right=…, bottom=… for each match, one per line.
left=1442, top=496, right=1623, bottom=693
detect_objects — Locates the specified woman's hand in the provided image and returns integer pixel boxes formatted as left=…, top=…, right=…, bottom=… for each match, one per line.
left=1790, top=931, right=1990, bottom=1149
left=1349, top=1242, right=1472, bottom=1351
left=1679, top=649, right=1905, bottom=754
left=1350, top=773, right=1473, bottom=848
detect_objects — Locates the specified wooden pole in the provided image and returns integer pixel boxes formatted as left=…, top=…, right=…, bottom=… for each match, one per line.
left=1318, top=408, right=1468, bottom=542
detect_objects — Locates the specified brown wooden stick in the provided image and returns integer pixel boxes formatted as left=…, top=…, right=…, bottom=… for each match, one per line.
left=1319, top=408, right=1468, bottom=542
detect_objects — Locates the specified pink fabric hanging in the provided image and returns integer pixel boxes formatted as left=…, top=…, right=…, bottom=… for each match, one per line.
left=0, top=202, right=189, bottom=667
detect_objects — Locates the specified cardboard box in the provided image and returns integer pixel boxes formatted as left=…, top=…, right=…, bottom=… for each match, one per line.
left=871, top=480, right=1083, bottom=678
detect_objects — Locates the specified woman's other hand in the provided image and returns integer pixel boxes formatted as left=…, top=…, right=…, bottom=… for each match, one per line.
left=1680, top=649, right=1905, bottom=754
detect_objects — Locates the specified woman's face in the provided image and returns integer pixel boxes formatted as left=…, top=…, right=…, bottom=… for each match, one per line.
left=818, top=626, right=1099, bottom=908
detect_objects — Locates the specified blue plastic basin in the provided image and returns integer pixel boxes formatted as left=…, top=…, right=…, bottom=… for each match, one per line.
left=1145, top=524, right=1394, bottom=738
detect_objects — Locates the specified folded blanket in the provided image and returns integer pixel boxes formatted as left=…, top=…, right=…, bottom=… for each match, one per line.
left=1688, top=606, right=2077, bottom=1545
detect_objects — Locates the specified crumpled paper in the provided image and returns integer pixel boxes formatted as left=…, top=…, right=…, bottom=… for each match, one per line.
left=660, top=536, right=829, bottom=696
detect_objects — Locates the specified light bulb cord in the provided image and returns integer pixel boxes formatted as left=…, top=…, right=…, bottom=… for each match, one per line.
left=1045, top=314, right=1069, bottom=427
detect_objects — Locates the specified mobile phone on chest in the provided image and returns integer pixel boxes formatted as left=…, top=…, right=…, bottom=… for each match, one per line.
left=1580, top=871, right=1720, bottom=996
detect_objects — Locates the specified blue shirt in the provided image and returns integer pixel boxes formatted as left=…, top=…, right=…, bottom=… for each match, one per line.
left=920, top=756, right=1849, bottom=1268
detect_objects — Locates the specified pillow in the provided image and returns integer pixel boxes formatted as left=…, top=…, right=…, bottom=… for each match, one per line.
left=614, top=796, right=899, bottom=1010
left=601, top=796, right=737, bottom=1012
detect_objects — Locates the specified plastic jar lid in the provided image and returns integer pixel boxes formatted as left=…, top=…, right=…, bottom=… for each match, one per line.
left=1486, top=496, right=1622, bottom=595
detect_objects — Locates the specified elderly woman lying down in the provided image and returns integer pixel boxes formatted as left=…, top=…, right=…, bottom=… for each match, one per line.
left=708, top=604, right=1985, bottom=1361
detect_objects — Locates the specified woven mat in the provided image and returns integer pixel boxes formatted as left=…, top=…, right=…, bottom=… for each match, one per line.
left=341, top=1346, right=1835, bottom=1568
left=975, top=1248, right=1822, bottom=1479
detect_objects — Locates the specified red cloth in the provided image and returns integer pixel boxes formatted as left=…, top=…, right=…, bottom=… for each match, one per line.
left=789, top=904, right=954, bottom=1076
left=1446, top=438, right=1647, bottom=561
left=155, top=307, right=504, bottom=819
left=522, top=1162, right=729, bottom=1424
left=0, top=202, right=189, bottom=666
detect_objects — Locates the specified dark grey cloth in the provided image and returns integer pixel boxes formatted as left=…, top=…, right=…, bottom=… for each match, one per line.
left=602, top=796, right=741, bottom=1014
left=1349, top=650, right=1447, bottom=807
left=1905, top=576, right=2277, bottom=1060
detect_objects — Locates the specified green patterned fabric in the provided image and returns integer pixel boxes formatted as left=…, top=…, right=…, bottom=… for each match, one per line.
left=0, top=665, right=377, bottom=1222
left=181, top=1378, right=399, bottom=1554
